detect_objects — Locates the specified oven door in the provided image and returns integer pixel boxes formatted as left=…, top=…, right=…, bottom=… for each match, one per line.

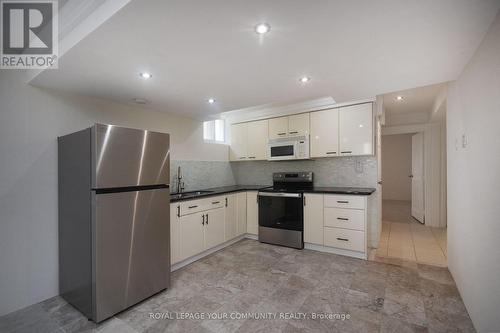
left=267, top=142, right=297, bottom=161
left=258, top=192, right=303, bottom=231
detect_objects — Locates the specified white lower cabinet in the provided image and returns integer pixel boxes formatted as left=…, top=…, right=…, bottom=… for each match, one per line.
left=304, top=194, right=323, bottom=245
left=323, top=227, right=365, bottom=252
left=204, top=207, right=225, bottom=249
left=236, top=192, right=247, bottom=235
left=246, top=191, right=258, bottom=235
left=224, top=194, right=237, bottom=241
left=170, top=203, right=181, bottom=265
left=304, top=193, right=368, bottom=259
left=179, top=212, right=205, bottom=261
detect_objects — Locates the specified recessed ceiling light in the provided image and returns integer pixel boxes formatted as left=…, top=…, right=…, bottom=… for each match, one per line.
left=396, top=96, right=403, bottom=101
left=299, top=76, right=311, bottom=83
left=207, top=98, right=216, bottom=104
left=139, top=72, right=152, bottom=79
left=132, top=98, right=150, bottom=104
left=255, top=23, right=271, bottom=34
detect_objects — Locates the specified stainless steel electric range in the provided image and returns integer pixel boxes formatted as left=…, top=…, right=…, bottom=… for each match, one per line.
left=257, top=172, right=313, bottom=249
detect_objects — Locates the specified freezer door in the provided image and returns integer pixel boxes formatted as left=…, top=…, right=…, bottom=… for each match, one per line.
left=93, top=188, right=170, bottom=322
left=92, top=124, right=170, bottom=189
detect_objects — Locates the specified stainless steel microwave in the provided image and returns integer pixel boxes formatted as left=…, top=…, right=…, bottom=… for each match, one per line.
left=267, top=135, right=310, bottom=161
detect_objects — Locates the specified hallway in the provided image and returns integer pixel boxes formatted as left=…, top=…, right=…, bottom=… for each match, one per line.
left=375, top=200, right=447, bottom=266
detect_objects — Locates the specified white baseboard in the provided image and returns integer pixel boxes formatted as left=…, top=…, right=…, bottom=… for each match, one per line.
left=244, top=233, right=258, bottom=240
left=171, top=235, right=246, bottom=271
left=304, top=242, right=367, bottom=260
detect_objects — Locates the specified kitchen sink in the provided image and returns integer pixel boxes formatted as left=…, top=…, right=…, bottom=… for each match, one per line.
left=170, top=190, right=214, bottom=200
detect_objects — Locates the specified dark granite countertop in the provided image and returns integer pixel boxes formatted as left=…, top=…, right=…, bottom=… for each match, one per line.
left=170, top=185, right=375, bottom=202
left=170, top=185, right=270, bottom=202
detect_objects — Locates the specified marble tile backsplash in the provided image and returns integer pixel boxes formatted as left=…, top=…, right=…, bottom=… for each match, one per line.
left=170, top=160, right=236, bottom=192
left=230, top=156, right=377, bottom=187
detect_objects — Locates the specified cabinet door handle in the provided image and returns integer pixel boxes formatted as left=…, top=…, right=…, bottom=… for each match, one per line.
left=177, top=205, right=180, bottom=217
left=225, top=198, right=228, bottom=207
left=337, top=237, right=349, bottom=242
left=206, top=214, right=209, bottom=225
left=202, top=214, right=205, bottom=225
left=239, top=157, right=246, bottom=159
left=289, top=131, right=298, bottom=134
left=337, top=217, right=349, bottom=221
left=188, top=205, right=198, bottom=209
left=341, top=151, right=352, bottom=154
left=337, top=200, right=349, bottom=204
left=248, top=156, right=256, bottom=159
left=277, top=132, right=286, bottom=136
left=303, top=196, right=306, bottom=206
left=212, top=201, right=220, bottom=205
left=326, top=151, right=337, bottom=155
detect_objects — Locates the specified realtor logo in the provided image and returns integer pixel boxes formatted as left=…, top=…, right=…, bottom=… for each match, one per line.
left=1, top=0, right=58, bottom=69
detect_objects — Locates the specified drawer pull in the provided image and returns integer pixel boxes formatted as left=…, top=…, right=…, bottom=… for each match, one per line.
left=326, top=151, right=337, bottom=155
left=212, top=201, right=220, bottom=204
left=341, top=151, right=352, bottom=154
left=277, top=132, right=287, bottom=136
left=289, top=131, right=298, bottom=134
left=337, top=200, right=349, bottom=204
left=337, top=237, right=349, bottom=242
left=239, top=157, right=246, bottom=159
left=337, top=217, right=349, bottom=221
left=248, top=156, right=256, bottom=159
left=188, top=205, right=198, bottom=209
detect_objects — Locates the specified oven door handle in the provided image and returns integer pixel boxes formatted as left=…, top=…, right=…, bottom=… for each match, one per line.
left=258, top=192, right=302, bottom=198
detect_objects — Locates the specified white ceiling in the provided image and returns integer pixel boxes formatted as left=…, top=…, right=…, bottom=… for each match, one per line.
left=383, top=83, right=447, bottom=116
left=31, top=0, right=500, bottom=119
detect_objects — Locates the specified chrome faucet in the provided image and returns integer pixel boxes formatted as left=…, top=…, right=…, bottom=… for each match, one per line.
left=176, top=166, right=185, bottom=193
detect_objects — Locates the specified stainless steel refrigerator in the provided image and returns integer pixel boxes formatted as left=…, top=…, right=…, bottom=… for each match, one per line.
left=58, top=124, right=170, bottom=322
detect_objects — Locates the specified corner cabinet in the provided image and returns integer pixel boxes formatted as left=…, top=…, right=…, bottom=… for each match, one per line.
left=229, top=120, right=268, bottom=161
left=339, top=103, right=373, bottom=156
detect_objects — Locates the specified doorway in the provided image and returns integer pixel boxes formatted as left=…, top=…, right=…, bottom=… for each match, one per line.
left=376, top=132, right=447, bottom=266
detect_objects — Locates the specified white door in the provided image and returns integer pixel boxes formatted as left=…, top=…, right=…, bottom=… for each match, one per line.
left=179, top=213, right=205, bottom=260
left=268, top=117, right=289, bottom=139
left=204, top=207, right=225, bottom=249
left=229, top=123, right=248, bottom=161
left=246, top=191, right=259, bottom=235
left=288, top=113, right=310, bottom=137
left=236, top=192, right=247, bottom=235
left=411, top=133, right=425, bottom=223
left=339, top=103, right=373, bottom=156
left=310, top=108, right=339, bottom=157
left=247, top=120, right=268, bottom=160
left=224, top=195, right=237, bottom=241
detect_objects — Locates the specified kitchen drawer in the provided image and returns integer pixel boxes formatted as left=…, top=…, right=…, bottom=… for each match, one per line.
left=324, top=195, right=365, bottom=210
left=179, top=196, right=224, bottom=216
left=324, top=227, right=365, bottom=252
left=324, top=208, right=365, bottom=231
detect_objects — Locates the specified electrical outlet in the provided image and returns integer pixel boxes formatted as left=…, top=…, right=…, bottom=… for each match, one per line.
left=462, top=134, right=468, bottom=148
left=355, top=159, right=363, bottom=173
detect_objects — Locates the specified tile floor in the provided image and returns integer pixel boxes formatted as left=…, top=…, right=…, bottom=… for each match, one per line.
left=375, top=200, right=447, bottom=266
left=0, top=239, right=474, bottom=333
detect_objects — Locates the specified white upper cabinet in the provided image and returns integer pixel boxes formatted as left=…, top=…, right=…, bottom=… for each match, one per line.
left=339, top=103, right=373, bottom=156
left=246, top=120, right=268, bottom=160
left=269, top=114, right=310, bottom=139
left=310, top=108, right=339, bottom=158
left=268, top=117, right=289, bottom=139
left=288, top=113, right=310, bottom=137
left=229, top=123, right=248, bottom=161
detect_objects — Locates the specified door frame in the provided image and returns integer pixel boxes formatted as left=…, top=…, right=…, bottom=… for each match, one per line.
left=381, top=123, right=445, bottom=228
left=411, top=132, right=425, bottom=223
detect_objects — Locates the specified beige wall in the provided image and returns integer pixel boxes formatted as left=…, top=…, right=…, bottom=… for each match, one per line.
left=447, top=11, right=500, bottom=332
left=381, top=134, right=412, bottom=201
left=0, top=70, right=228, bottom=316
